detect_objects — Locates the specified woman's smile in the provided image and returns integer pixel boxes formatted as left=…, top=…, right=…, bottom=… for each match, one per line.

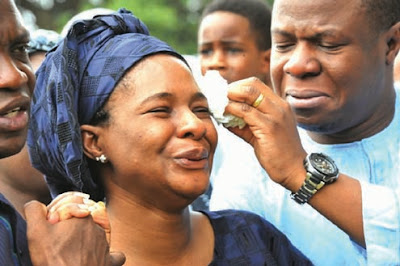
left=173, top=147, right=210, bottom=170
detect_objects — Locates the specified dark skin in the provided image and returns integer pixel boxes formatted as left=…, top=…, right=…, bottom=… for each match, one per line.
left=0, top=51, right=51, bottom=217
left=222, top=0, right=400, bottom=248
left=25, top=201, right=125, bottom=266
left=0, top=0, right=124, bottom=264
left=198, top=11, right=271, bottom=86
left=80, top=55, right=217, bottom=265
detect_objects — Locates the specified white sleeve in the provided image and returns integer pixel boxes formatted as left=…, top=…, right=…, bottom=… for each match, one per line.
left=361, top=181, right=400, bottom=264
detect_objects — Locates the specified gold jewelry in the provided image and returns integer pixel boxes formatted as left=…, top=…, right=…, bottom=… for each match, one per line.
left=252, top=93, right=264, bottom=108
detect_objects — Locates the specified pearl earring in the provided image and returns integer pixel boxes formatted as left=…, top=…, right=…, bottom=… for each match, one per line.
left=95, top=154, right=107, bottom=163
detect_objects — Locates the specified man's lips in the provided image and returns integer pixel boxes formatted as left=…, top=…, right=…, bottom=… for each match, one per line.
left=173, top=148, right=210, bottom=170
left=0, top=96, right=30, bottom=132
left=286, top=90, right=329, bottom=109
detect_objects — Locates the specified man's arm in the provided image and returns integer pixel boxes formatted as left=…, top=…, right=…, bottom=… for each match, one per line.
left=225, top=78, right=365, bottom=246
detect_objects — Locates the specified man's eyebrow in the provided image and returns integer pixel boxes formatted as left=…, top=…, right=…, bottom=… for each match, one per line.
left=271, top=29, right=293, bottom=38
left=272, top=29, right=340, bottom=42
left=6, top=31, right=30, bottom=46
left=0, top=29, right=30, bottom=47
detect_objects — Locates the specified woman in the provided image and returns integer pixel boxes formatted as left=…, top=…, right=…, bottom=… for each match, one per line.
left=27, top=9, right=311, bottom=265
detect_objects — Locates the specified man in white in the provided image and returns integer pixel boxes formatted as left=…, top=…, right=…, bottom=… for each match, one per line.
left=209, top=0, right=400, bottom=264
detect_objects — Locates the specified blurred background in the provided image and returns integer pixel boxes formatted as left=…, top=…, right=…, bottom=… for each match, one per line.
left=15, top=0, right=274, bottom=55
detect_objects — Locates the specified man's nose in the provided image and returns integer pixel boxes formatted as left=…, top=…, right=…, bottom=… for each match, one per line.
left=0, top=53, right=28, bottom=89
left=283, top=44, right=321, bottom=79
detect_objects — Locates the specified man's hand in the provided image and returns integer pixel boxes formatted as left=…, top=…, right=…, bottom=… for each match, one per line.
left=24, top=200, right=125, bottom=266
left=224, top=77, right=307, bottom=191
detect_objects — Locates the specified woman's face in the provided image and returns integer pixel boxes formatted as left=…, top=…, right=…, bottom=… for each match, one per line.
left=96, top=54, right=217, bottom=208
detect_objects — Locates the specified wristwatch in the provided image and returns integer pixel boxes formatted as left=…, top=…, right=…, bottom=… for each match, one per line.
left=291, top=153, right=339, bottom=204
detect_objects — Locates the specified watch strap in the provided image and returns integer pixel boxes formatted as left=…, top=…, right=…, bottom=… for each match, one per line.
left=290, top=172, right=326, bottom=204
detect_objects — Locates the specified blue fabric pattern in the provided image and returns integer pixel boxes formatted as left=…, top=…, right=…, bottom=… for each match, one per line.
left=0, top=194, right=32, bottom=266
left=27, top=9, right=186, bottom=201
left=204, top=210, right=312, bottom=265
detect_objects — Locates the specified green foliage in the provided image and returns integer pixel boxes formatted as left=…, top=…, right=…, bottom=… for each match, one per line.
left=26, top=0, right=274, bottom=55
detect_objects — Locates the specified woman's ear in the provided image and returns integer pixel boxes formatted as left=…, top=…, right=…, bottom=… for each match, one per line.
left=81, top=125, right=104, bottom=160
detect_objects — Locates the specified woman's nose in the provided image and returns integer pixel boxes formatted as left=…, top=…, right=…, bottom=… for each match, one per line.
left=176, top=109, right=207, bottom=140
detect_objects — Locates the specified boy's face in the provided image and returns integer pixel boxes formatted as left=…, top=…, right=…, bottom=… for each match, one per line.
left=198, top=11, right=271, bottom=85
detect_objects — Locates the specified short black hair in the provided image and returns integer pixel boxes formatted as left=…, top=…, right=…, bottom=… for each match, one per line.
left=361, top=0, right=400, bottom=32
left=201, top=0, right=272, bottom=50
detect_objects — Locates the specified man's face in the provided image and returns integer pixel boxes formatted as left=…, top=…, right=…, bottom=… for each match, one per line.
left=271, top=0, right=393, bottom=135
left=0, top=0, right=35, bottom=158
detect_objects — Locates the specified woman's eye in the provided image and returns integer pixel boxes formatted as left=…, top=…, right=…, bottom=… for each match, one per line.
left=193, top=107, right=211, bottom=117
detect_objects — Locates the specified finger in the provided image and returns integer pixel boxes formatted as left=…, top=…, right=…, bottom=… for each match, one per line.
left=48, top=203, right=91, bottom=224
left=90, top=202, right=109, bottom=229
left=251, top=93, right=265, bottom=108
left=225, top=100, right=266, bottom=125
left=109, top=252, right=126, bottom=266
left=227, top=77, right=274, bottom=107
left=24, top=200, right=48, bottom=224
left=47, top=191, right=89, bottom=210
left=47, top=191, right=89, bottom=213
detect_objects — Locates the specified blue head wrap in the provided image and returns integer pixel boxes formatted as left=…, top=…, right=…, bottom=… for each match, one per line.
left=27, top=8, right=186, bottom=200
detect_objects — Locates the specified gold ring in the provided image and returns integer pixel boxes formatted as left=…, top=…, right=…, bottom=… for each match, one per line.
left=252, top=93, right=264, bottom=108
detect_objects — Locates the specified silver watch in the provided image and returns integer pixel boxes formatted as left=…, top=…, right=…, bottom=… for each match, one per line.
left=291, top=153, right=339, bottom=204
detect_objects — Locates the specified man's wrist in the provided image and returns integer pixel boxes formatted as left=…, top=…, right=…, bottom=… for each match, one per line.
left=290, top=153, right=339, bottom=204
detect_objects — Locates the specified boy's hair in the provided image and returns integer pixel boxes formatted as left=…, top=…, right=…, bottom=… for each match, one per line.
left=201, top=0, right=271, bottom=50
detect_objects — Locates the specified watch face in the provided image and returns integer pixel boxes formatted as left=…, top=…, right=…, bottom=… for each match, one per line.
left=309, top=153, right=338, bottom=176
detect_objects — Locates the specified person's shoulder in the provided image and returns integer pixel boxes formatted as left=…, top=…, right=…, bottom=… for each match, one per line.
left=204, top=210, right=313, bottom=265
left=0, top=193, right=14, bottom=213
left=0, top=193, right=31, bottom=266
left=204, top=209, right=263, bottom=221
left=203, top=209, right=277, bottom=232
left=0, top=201, right=18, bottom=266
